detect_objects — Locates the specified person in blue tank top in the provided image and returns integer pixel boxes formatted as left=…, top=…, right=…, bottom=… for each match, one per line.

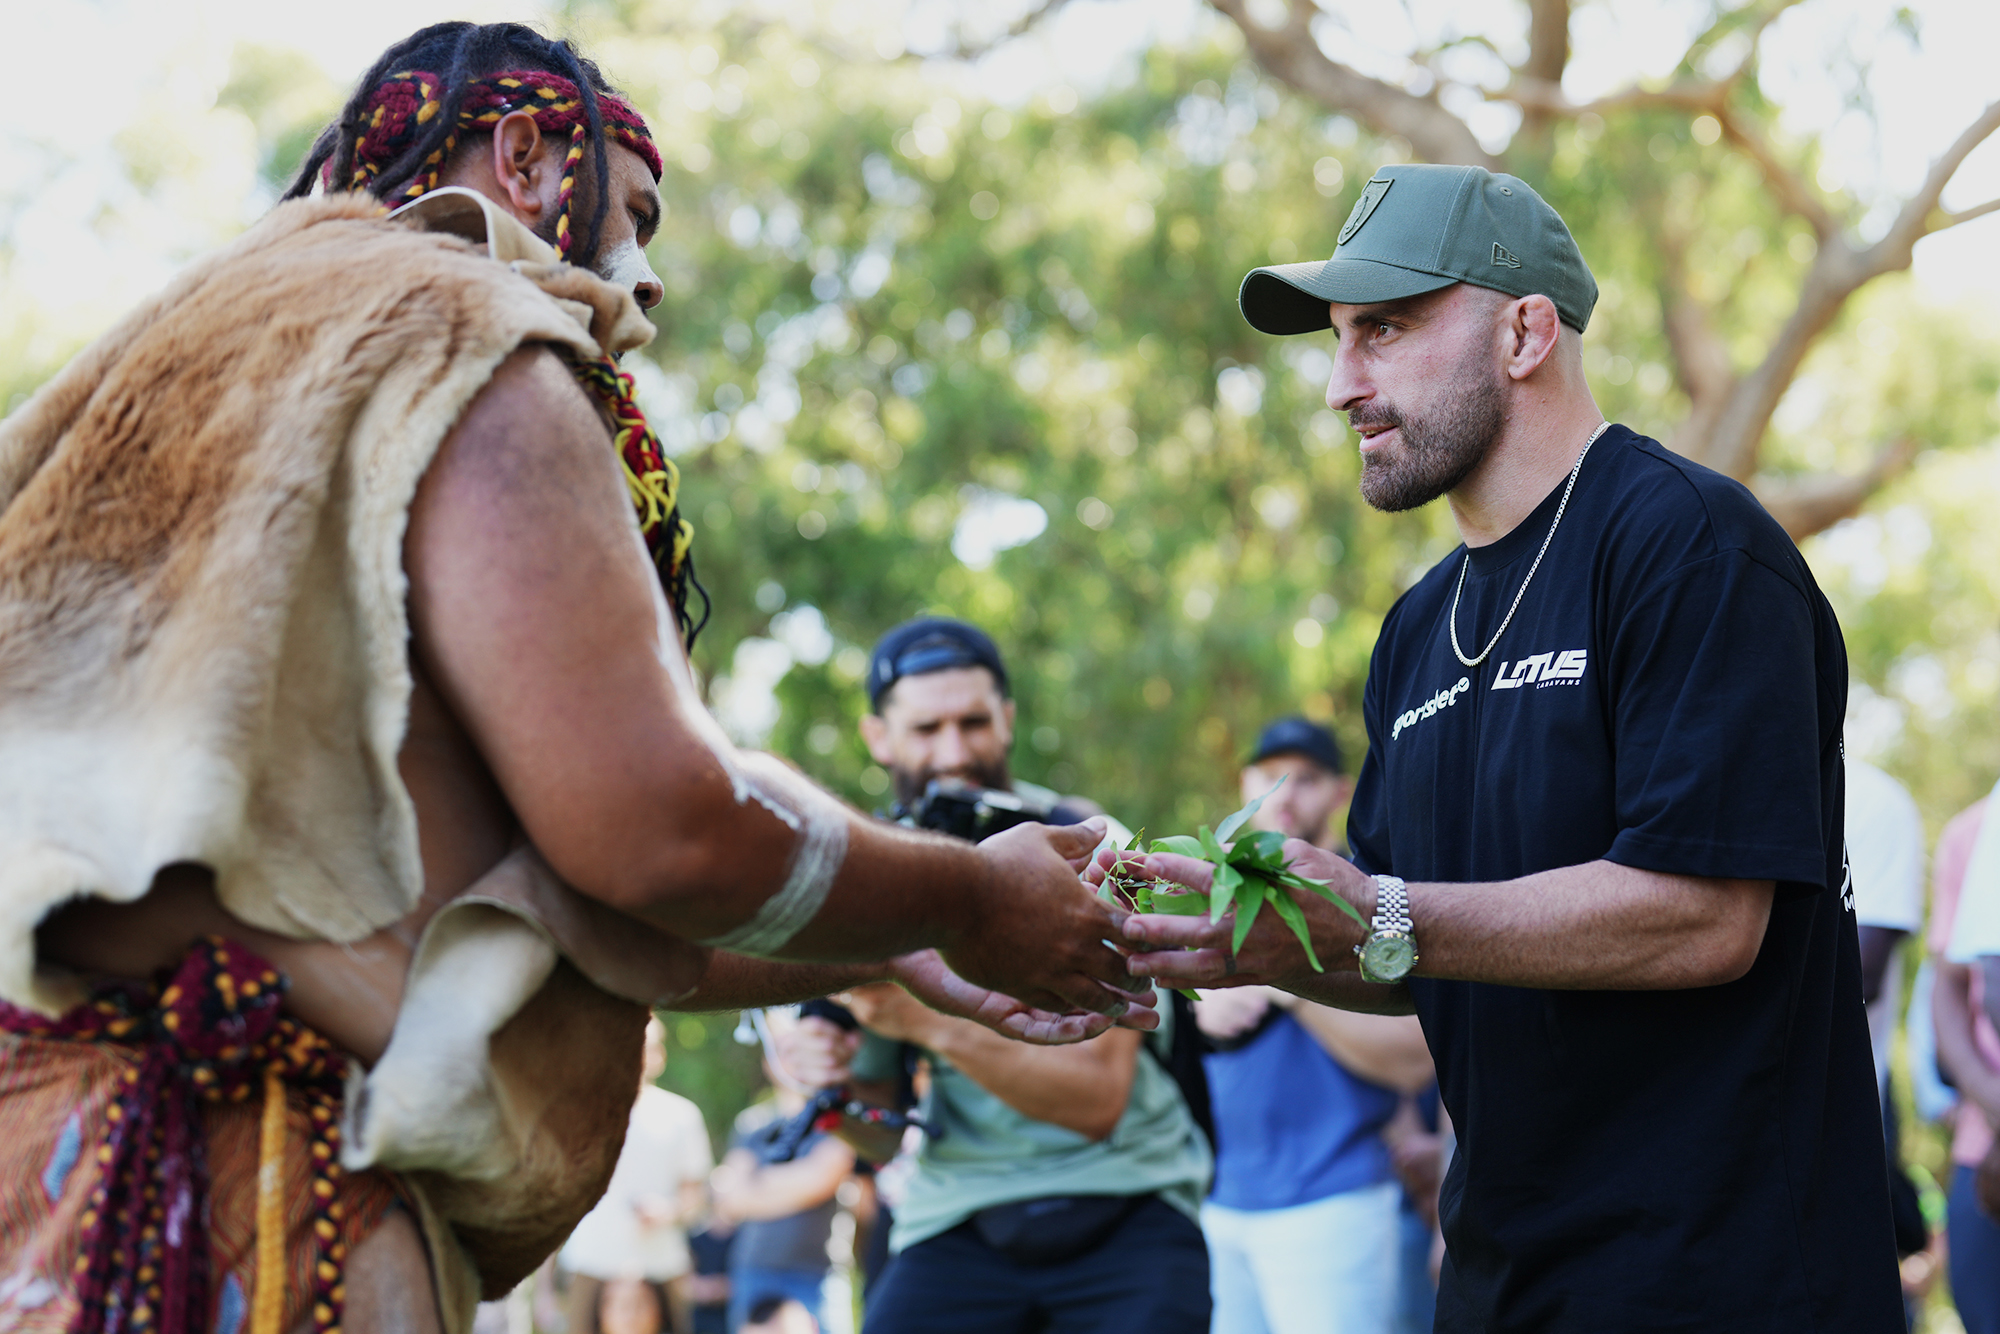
left=1197, top=719, right=1435, bottom=1334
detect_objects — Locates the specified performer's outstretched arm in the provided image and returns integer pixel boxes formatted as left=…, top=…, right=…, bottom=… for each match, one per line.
left=405, top=346, right=1139, bottom=1019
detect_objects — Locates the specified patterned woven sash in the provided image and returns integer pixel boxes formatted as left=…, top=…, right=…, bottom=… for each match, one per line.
left=0, top=939, right=348, bottom=1334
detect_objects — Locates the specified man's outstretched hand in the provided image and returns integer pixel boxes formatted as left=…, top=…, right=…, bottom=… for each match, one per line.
left=939, top=819, right=1147, bottom=1021
left=1097, top=842, right=1374, bottom=991
left=885, top=948, right=1157, bottom=1045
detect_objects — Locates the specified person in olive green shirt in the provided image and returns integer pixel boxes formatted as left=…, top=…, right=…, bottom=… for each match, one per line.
left=801, top=618, right=1212, bottom=1334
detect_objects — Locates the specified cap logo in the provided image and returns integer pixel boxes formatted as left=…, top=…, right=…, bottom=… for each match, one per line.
left=1491, top=242, right=1522, bottom=269
left=1337, top=178, right=1393, bottom=246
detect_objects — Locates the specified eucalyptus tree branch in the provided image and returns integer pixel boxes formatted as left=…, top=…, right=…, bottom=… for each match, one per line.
left=1679, top=0, right=1809, bottom=82
left=1499, top=78, right=1847, bottom=243
left=1410, top=33, right=1505, bottom=66
left=1862, top=97, right=2000, bottom=272
left=1715, top=108, right=1836, bottom=235
left=1653, top=230, right=1738, bottom=469
left=1937, top=196, right=2000, bottom=231
left=1699, top=96, right=2000, bottom=483
left=924, top=0, right=1078, bottom=61
left=1512, top=0, right=1572, bottom=139
left=1523, top=0, right=1570, bottom=87
left=1733, top=0, right=1811, bottom=61
left=1500, top=77, right=1727, bottom=119
left=1751, top=437, right=1920, bottom=541
left=1208, top=0, right=1499, bottom=168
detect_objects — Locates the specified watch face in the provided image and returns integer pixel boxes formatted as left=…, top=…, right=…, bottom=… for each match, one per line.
left=1362, top=932, right=1417, bottom=982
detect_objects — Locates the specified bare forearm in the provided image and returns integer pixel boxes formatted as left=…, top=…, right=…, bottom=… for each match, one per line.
left=1857, top=926, right=1905, bottom=1006
left=669, top=953, right=890, bottom=1012
left=922, top=1021, right=1134, bottom=1140
left=716, top=1146, right=850, bottom=1220
left=1937, top=963, right=2000, bottom=1119
left=1331, top=861, right=1771, bottom=992
left=1284, top=1002, right=1433, bottom=1091
left=1425, top=863, right=1768, bottom=988
left=1126, top=855, right=1770, bottom=1002
left=584, top=753, right=992, bottom=962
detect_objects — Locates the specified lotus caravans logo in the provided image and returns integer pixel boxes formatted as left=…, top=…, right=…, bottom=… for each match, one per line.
left=1490, top=649, right=1587, bottom=691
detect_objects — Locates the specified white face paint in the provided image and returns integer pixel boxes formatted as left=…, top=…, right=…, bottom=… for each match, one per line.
left=598, top=236, right=661, bottom=305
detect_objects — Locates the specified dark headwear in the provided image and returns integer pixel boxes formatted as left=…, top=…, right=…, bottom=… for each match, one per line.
left=1248, top=716, right=1345, bottom=776
left=867, top=618, right=1010, bottom=712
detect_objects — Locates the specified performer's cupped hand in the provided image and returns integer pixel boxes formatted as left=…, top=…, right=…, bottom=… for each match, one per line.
left=942, top=818, right=1157, bottom=1028
left=877, top=948, right=1158, bottom=1046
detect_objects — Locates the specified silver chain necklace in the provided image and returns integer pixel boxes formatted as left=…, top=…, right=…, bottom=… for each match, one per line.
left=1448, top=421, right=1611, bottom=668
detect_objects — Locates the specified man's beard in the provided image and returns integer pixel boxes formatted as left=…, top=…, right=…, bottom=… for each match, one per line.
left=1353, top=364, right=1506, bottom=512
left=892, top=756, right=1013, bottom=807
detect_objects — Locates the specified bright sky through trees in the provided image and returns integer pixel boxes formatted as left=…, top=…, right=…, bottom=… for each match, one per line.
left=9, top=0, right=2000, bottom=344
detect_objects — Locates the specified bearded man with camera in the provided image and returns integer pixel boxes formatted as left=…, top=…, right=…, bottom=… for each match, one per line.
left=793, top=617, right=1213, bottom=1334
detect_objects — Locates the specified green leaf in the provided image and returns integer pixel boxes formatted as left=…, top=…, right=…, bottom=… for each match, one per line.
left=1278, top=872, right=1369, bottom=926
left=1235, top=830, right=1288, bottom=867
left=1209, top=861, right=1243, bottom=924
left=1150, top=835, right=1206, bottom=859
left=1135, top=880, right=1153, bottom=914
left=1150, top=891, right=1211, bottom=916
left=1267, top=888, right=1325, bottom=972
left=1197, top=825, right=1228, bottom=864
left=1215, top=775, right=1285, bottom=844
left=1231, top=882, right=1267, bottom=955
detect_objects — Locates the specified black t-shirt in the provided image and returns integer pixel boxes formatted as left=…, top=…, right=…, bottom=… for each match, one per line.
left=1347, top=427, right=1900, bottom=1332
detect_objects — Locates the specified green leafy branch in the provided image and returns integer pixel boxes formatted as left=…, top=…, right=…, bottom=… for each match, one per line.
left=1100, top=779, right=1368, bottom=976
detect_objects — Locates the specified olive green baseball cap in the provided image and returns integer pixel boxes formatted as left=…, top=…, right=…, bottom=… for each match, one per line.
left=1239, top=163, right=1598, bottom=335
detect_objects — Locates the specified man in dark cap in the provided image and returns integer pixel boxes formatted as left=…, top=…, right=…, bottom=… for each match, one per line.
left=1237, top=717, right=1356, bottom=853
left=1117, top=163, right=1901, bottom=1331
left=801, top=618, right=1213, bottom=1334
left=859, top=617, right=1098, bottom=821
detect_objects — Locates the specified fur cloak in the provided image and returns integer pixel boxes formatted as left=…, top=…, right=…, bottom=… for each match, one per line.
left=0, top=189, right=691, bottom=1327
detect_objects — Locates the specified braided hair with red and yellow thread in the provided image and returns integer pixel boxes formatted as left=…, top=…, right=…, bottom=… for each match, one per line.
left=329, top=68, right=662, bottom=263
left=287, top=23, right=707, bottom=645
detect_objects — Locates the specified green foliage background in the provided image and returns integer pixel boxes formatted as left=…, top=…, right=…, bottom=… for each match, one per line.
left=7, top=1, right=2000, bottom=1232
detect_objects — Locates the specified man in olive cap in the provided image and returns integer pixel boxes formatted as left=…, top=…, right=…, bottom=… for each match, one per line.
left=1118, top=164, right=1901, bottom=1331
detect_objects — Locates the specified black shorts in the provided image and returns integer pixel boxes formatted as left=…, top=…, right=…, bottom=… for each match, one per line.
left=862, top=1194, right=1210, bottom=1334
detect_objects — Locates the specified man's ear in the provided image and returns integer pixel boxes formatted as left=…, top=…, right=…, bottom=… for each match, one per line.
left=1502, top=293, right=1563, bottom=382
left=1000, top=697, right=1018, bottom=741
left=488, top=110, right=558, bottom=227
left=859, top=712, right=894, bottom=766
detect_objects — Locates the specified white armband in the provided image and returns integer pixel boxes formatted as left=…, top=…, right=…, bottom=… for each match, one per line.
left=699, top=759, right=849, bottom=957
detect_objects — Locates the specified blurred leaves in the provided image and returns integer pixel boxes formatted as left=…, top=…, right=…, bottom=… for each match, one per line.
left=5, top=0, right=2000, bottom=1133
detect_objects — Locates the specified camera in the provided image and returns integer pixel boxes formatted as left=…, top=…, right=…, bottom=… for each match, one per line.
left=888, top=778, right=1059, bottom=844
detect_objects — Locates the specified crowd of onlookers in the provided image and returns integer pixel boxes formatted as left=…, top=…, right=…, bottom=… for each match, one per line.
left=1819, top=751, right=2000, bottom=1332
left=492, top=615, right=2000, bottom=1334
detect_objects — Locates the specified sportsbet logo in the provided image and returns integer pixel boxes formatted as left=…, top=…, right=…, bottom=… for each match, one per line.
left=1491, top=649, right=1587, bottom=690
left=1392, top=676, right=1471, bottom=741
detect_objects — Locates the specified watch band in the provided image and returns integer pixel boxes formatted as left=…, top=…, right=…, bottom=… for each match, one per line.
left=1370, top=875, right=1411, bottom=935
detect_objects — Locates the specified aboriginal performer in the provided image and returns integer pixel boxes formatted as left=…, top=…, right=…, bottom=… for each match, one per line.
left=0, top=22, right=1144, bottom=1333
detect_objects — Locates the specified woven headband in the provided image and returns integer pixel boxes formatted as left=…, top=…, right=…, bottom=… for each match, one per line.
left=343, top=69, right=663, bottom=259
